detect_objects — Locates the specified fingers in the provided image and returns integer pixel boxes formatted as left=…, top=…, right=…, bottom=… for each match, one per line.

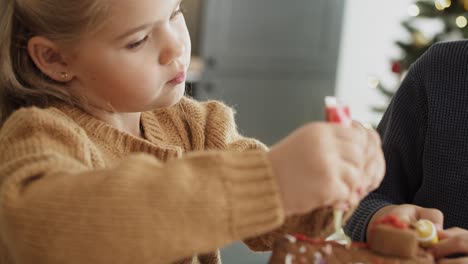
left=332, top=123, right=368, bottom=147
left=431, top=231, right=468, bottom=260
left=337, top=140, right=366, bottom=168
left=338, top=163, right=362, bottom=205
left=320, top=163, right=360, bottom=207
left=394, top=210, right=415, bottom=225
left=351, top=124, right=384, bottom=193
left=374, top=204, right=417, bottom=224
left=334, top=122, right=384, bottom=198
left=363, top=125, right=385, bottom=188
left=438, top=257, right=468, bottom=264
left=316, top=121, right=384, bottom=205
left=439, top=228, right=468, bottom=240
left=417, top=208, right=444, bottom=230
left=333, top=162, right=376, bottom=206
left=327, top=179, right=353, bottom=207
left=333, top=122, right=375, bottom=168
left=363, top=148, right=385, bottom=192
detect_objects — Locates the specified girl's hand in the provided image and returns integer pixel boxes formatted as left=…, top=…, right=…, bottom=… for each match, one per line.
left=430, top=228, right=468, bottom=263
left=352, top=121, right=386, bottom=196
left=268, top=122, right=385, bottom=217
left=367, top=204, right=444, bottom=240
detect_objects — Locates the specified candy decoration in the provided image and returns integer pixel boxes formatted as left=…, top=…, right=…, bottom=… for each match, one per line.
left=313, top=252, right=325, bottom=264
left=414, top=219, right=439, bottom=247
left=284, top=253, right=294, bottom=264
left=284, top=234, right=297, bottom=243
left=372, top=215, right=409, bottom=230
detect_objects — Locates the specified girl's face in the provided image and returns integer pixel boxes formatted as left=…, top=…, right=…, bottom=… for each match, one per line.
left=66, top=0, right=191, bottom=112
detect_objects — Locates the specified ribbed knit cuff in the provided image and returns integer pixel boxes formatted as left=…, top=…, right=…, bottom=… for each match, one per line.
left=344, top=193, right=393, bottom=242
left=219, top=150, right=285, bottom=240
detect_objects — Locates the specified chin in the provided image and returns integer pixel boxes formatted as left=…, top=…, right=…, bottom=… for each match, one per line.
left=173, top=84, right=187, bottom=102
left=160, top=84, right=186, bottom=108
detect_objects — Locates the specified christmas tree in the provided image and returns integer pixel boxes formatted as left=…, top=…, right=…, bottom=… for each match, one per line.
left=373, top=0, right=468, bottom=114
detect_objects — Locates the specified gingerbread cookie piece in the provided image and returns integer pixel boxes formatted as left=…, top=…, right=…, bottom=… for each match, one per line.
left=269, top=232, right=434, bottom=264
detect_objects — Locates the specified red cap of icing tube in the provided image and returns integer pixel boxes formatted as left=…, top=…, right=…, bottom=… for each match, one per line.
left=325, top=96, right=352, bottom=127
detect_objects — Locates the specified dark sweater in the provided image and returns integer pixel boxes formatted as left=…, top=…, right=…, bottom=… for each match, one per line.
left=345, top=40, right=468, bottom=242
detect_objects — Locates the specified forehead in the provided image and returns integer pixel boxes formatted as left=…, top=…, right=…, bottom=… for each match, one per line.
left=93, top=0, right=178, bottom=37
left=107, top=0, right=176, bottom=20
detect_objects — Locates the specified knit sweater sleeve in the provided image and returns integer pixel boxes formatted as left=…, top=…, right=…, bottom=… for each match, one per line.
left=344, top=60, right=428, bottom=242
left=189, top=99, right=358, bottom=251
left=0, top=108, right=284, bottom=264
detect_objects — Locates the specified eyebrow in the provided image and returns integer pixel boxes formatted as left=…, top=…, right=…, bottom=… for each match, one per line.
left=115, top=23, right=153, bottom=41
left=115, top=0, right=183, bottom=41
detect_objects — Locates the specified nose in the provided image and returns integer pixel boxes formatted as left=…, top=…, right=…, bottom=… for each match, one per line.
left=158, top=28, right=186, bottom=66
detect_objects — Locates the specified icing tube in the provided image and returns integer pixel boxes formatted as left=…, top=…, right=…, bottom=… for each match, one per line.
left=324, top=96, right=352, bottom=246
left=324, top=96, right=353, bottom=209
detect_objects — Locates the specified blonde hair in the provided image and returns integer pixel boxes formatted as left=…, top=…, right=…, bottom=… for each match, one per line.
left=0, top=0, right=110, bottom=124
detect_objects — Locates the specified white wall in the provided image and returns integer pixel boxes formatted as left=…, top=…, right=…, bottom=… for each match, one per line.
left=336, top=0, right=414, bottom=125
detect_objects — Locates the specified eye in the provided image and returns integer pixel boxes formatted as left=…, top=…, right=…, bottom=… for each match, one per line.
left=126, top=36, right=149, bottom=50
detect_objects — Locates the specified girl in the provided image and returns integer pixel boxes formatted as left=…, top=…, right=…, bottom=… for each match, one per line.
left=0, top=0, right=385, bottom=263
left=345, top=40, right=468, bottom=263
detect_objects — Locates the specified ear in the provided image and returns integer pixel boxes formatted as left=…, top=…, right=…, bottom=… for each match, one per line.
left=27, top=36, right=74, bottom=82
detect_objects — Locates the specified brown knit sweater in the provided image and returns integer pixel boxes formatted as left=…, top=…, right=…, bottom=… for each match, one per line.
left=0, top=97, right=344, bottom=264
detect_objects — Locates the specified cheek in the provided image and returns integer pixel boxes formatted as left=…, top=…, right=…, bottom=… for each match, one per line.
left=90, top=62, right=162, bottom=103
left=127, top=66, right=165, bottom=96
left=178, top=17, right=192, bottom=56
left=76, top=52, right=117, bottom=85
left=184, top=30, right=191, bottom=54
left=184, top=37, right=191, bottom=60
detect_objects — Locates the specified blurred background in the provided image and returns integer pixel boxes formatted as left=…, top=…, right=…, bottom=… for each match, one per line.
left=182, top=0, right=467, bottom=262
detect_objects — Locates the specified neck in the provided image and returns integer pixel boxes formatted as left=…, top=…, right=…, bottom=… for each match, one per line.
left=89, top=108, right=143, bottom=139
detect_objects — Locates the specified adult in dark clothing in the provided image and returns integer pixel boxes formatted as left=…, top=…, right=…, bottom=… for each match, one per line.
left=345, top=40, right=468, bottom=263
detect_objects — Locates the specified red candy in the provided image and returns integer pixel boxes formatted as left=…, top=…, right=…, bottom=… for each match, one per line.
left=372, top=215, right=409, bottom=230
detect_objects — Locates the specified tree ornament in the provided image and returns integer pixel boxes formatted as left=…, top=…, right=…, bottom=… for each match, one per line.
left=461, top=0, right=468, bottom=11
left=412, top=31, right=429, bottom=47
left=391, top=61, right=402, bottom=74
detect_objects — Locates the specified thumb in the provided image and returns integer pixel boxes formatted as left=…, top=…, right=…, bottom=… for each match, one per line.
left=417, top=207, right=444, bottom=230
left=388, top=205, right=418, bottom=224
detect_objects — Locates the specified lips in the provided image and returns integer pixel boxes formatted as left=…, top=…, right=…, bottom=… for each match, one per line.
left=168, top=72, right=186, bottom=85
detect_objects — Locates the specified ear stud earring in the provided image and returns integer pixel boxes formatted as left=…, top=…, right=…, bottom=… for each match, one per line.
left=60, top=72, right=69, bottom=80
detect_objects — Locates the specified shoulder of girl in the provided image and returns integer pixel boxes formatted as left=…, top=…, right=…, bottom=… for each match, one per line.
left=1, top=106, right=78, bottom=135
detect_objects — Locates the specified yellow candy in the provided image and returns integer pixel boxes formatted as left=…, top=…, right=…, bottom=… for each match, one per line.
left=414, top=219, right=439, bottom=247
